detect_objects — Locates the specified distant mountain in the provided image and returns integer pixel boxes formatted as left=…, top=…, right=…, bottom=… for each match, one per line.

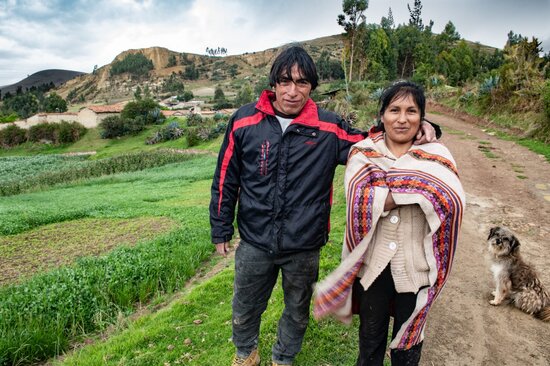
left=53, top=35, right=345, bottom=103
left=0, top=69, right=86, bottom=95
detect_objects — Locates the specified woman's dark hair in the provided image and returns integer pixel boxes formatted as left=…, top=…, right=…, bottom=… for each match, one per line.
left=269, top=45, right=319, bottom=90
left=378, top=80, right=426, bottom=120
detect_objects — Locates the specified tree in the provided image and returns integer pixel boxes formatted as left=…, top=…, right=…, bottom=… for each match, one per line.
left=408, top=0, right=423, bottom=30
left=214, top=86, right=226, bottom=104
left=167, top=54, right=177, bottom=67
left=184, top=64, right=199, bottom=80
left=163, top=73, right=185, bottom=93
left=380, top=7, right=394, bottom=31
left=436, top=21, right=461, bottom=53
left=362, top=25, right=393, bottom=81
left=228, top=64, right=239, bottom=78
left=1, top=92, right=39, bottom=118
left=235, top=84, right=254, bottom=107
left=43, top=93, right=67, bottom=113
left=213, top=86, right=232, bottom=109
left=337, top=0, right=368, bottom=82
left=254, top=76, right=271, bottom=97
left=134, top=86, right=142, bottom=100
left=110, top=53, right=154, bottom=77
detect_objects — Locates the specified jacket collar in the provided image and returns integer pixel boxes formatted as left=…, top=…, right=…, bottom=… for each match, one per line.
left=256, top=90, right=320, bottom=128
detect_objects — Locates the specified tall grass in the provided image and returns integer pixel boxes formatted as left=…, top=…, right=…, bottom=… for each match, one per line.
left=0, top=149, right=198, bottom=196
left=0, top=155, right=217, bottom=364
left=0, top=229, right=212, bottom=365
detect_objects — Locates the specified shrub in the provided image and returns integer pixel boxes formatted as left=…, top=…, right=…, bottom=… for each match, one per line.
left=478, top=75, right=500, bottom=96
left=0, top=113, right=19, bottom=123
left=186, top=113, right=203, bottom=126
left=99, top=115, right=127, bottom=139
left=0, top=125, right=26, bottom=147
left=186, top=127, right=201, bottom=147
left=28, top=123, right=57, bottom=143
left=543, top=80, right=550, bottom=120
left=146, top=122, right=185, bottom=145
left=209, top=121, right=228, bottom=139
left=57, top=121, right=87, bottom=144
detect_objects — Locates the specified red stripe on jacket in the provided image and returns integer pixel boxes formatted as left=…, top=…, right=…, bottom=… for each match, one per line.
left=218, top=112, right=265, bottom=215
left=258, top=90, right=363, bottom=143
left=318, top=121, right=364, bottom=143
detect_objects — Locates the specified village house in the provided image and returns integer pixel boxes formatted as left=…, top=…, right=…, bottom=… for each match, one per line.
left=77, top=102, right=127, bottom=128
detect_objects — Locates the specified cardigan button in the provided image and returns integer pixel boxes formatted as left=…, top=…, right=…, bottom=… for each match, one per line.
left=390, top=215, right=399, bottom=224
left=389, top=242, right=397, bottom=250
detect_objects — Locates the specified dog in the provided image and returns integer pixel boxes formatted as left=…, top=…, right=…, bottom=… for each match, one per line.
left=487, top=226, right=550, bottom=321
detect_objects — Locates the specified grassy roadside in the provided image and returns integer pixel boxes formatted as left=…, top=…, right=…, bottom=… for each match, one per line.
left=431, top=100, right=550, bottom=162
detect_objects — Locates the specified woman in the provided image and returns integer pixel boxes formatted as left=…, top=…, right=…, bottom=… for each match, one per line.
left=314, top=81, right=465, bottom=365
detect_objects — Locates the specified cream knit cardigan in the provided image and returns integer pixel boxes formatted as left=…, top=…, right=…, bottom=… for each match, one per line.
left=314, top=131, right=465, bottom=350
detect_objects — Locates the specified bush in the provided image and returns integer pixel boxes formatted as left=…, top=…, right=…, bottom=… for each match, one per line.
left=28, top=123, right=57, bottom=143
left=146, top=122, right=185, bottom=145
left=0, top=113, right=19, bottom=123
left=57, top=121, right=87, bottom=144
left=186, top=113, right=203, bottom=126
left=543, top=80, right=550, bottom=120
left=186, top=127, right=201, bottom=147
left=0, top=125, right=26, bottom=147
left=99, top=115, right=127, bottom=139
left=209, top=121, right=228, bottom=139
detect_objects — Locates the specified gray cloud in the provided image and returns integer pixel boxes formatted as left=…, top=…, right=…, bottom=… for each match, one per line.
left=0, top=0, right=549, bottom=85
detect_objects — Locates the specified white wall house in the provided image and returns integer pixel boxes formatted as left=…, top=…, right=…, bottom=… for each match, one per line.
left=0, top=102, right=127, bottom=130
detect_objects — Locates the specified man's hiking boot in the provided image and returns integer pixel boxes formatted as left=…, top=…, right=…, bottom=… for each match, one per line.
left=231, top=348, right=260, bottom=366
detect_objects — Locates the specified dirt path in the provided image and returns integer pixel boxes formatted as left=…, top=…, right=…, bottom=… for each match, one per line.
left=420, top=112, right=550, bottom=366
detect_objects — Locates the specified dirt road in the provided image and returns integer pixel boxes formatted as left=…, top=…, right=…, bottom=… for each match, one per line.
left=420, top=110, right=550, bottom=366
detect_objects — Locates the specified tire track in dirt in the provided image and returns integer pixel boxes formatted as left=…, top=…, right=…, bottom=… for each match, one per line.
left=419, top=112, right=550, bottom=366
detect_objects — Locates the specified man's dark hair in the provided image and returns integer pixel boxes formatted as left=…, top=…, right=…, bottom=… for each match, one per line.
left=269, top=45, right=319, bottom=90
left=378, top=80, right=426, bottom=120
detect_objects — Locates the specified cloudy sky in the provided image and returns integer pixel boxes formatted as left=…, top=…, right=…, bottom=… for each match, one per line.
left=1, top=0, right=549, bottom=87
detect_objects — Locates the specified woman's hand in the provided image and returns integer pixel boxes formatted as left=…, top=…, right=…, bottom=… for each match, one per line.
left=384, top=193, right=397, bottom=211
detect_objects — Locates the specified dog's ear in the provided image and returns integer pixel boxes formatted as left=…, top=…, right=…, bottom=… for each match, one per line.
left=488, top=227, right=498, bottom=240
left=509, top=236, right=520, bottom=253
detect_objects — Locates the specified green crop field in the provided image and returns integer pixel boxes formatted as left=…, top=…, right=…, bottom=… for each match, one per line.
left=0, top=126, right=368, bottom=366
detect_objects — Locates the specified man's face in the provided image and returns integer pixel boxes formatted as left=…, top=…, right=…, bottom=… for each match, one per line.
left=272, top=64, right=312, bottom=116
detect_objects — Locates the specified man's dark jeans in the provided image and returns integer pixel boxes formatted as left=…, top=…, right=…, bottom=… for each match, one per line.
left=232, top=241, right=320, bottom=364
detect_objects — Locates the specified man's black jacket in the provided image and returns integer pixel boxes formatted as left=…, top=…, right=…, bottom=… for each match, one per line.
left=209, top=90, right=365, bottom=254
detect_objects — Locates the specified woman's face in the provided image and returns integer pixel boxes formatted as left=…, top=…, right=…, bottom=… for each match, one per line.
left=381, top=94, right=421, bottom=147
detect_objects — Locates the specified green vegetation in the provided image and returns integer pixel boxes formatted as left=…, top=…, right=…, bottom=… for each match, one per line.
left=110, top=53, right=154, bottom=77
left=0, top=216, right=177, bottom=285
left=0, top=121, right=86, bottom=148
left=51, top=167, right=362, bottom=366
left=0, top=155, right=217, bottom=365
left=0, top=149, right=196, bottom=197
left=99, top=99, right=165, bottom=139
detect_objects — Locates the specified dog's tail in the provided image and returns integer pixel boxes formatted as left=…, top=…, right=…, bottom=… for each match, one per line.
left=535, top=306, right=550, bottom=322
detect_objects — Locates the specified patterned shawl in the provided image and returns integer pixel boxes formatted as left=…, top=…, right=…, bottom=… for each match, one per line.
left=314, top=131, right=465, bottom=350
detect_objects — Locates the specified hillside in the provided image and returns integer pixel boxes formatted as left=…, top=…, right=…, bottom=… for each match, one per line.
left=54, top=34, right=345, bottom=103
left=0, top=69, right=86, bottom=95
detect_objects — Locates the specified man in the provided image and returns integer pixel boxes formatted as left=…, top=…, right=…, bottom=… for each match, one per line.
left=210, top=45, right=437, bottom=366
